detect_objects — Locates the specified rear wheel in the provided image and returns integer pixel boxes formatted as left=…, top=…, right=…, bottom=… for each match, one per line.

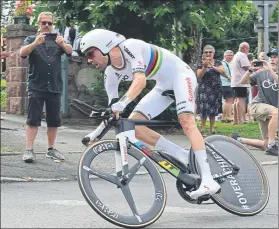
left=189, top=135, right=270, bottom=216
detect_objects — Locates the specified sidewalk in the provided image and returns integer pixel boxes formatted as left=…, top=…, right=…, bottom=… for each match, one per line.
left=1, top=113, right=277, bottom=182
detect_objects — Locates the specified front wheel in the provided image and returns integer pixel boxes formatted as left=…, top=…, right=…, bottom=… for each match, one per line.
left=189, top=135, right=270, bottom=216
left=78, top=140, right=167, bottom=228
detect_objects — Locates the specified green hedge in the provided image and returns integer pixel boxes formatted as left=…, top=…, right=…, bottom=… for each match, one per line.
left=1, top=79, right=7, bottom=110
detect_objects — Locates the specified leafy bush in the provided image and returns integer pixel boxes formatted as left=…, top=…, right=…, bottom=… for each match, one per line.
left=1, top=79, right=7, bottom=109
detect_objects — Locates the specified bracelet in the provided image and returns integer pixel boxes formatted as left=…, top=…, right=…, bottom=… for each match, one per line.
left=248, top=68, right=253, bottom=73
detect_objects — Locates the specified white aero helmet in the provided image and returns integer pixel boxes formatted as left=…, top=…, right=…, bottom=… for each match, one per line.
left=80, top=29, right=126, bottom=55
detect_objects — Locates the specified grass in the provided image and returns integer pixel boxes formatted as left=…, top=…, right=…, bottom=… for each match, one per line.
left=1, top=79, right=6, bottom=110
left=196, top=120, right=261, bottom=139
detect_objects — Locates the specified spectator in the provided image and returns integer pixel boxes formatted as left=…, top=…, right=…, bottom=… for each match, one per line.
left=68, top=23, right=76, bottom=47
left=196, top=45, right=226, bottom=136
left=19, top=12, right=72, bottom=163
left=220, top=50, right=234, bottom=123
left=231, top=42, right=251, bottom=124
left=71, top=27, right=83, bottom=56
left=245, top=53, right=255, bottom=122
left=232, top=48, right=278, bottom=156
left=258, top=51, right=266, bottom=61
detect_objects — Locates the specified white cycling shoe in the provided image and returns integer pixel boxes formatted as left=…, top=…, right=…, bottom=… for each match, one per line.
left=190, top=175, right=221, bottom=200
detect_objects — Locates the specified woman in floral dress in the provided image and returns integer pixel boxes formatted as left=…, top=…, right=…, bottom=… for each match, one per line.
left=196, top=45, right=227, bottom=136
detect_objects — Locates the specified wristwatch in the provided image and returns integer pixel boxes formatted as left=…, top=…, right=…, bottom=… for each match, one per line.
left=248, top=68, right=253, bottom=73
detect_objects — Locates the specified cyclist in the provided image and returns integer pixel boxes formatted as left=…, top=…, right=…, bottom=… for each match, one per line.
left=80, top=29, right=220, bottom=199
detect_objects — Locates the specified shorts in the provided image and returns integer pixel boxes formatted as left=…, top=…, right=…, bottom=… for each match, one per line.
left=26, top=90, right=62, bottom=127
left=250, top=103, right=275, bottom=139
left=133, top=66, right=197, bottom=119
left=222, top=86, right=234, bottom=99
left=233, top=87, right=248, bottom=98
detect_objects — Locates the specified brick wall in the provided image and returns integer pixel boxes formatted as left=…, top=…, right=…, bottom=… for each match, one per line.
left=4, top=24, right=37, bottom=114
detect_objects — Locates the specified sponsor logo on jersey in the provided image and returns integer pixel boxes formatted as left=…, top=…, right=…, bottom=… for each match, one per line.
left=124, top=46, right=135, bottom=59
left=186, top=77, right=194, bottom=102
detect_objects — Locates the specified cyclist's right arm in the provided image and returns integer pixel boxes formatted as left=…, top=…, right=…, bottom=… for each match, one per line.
left=85, top=68, right=120, bottom=142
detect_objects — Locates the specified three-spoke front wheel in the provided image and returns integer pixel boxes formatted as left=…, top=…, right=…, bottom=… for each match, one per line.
left=78, top=140, right=167, bottom=228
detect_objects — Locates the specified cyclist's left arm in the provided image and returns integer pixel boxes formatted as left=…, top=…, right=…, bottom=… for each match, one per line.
left=122, top=43, right=147, bottom=102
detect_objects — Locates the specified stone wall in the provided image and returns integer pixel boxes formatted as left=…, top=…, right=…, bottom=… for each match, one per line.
left=4, top=24, right=37, bottom=114
left=67, top=56, right=108, bottom=118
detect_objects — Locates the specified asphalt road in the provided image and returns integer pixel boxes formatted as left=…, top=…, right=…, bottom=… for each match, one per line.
left=1, top=166, right=277, bottom=228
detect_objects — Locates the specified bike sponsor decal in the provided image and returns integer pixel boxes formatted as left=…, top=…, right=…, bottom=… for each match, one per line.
left=158, top=160, right=180, bottom=177
left=155, top=191, right=163, bottom=201
left=211, top=147, right=250, bottom=209
left=122, top=144, right=128, bottom=162
left=134, top=141, right=151, bottom=156
left=186, top=77, right=194, bottom=102
left=92, top=142, right=114, bottom=155
left=124, top=46, right=135, bottom=59
left=96, top=199, right=119, bottom=219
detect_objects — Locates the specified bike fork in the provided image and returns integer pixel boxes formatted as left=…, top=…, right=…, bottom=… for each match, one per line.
left=115, top=130, right=136, bottom=185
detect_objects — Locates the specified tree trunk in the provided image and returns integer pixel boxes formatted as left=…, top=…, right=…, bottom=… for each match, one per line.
left=257, top=32, right=264, bottom=54
left=183, top=25, right=203, bottom=71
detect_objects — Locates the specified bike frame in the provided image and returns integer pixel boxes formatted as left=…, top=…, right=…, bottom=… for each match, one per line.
left=70, top=99, right=239, bottom=186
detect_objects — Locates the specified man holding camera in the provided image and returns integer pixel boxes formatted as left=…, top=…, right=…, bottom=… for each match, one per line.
left=232, top=48, right=278, bottom=156
left=19, top=12, right=72, bottom=163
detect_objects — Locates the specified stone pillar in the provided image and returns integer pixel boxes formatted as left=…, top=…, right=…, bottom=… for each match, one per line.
left=3, top=24, right=37, bottom=114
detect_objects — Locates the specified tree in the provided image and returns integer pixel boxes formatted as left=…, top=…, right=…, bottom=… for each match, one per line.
left=39, top=0, right=236, bottom=68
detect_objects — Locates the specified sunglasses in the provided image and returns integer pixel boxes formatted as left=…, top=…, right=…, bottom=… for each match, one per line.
left=204, top=51, right=213, bottom=54
left=85, top=48, right=97, bottom=59
left=41, top=21, right=53, bottom=26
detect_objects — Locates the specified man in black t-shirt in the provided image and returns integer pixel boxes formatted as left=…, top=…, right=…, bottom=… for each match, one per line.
left=19, top=12, right=72, bottom=163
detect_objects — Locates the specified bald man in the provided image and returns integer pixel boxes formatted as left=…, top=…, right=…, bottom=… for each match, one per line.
left=230, top=42, right=251, bottom=124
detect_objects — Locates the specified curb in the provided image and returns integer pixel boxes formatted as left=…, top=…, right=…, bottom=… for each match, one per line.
left=1, top=161, right=277, bottom=183
left=1, top=151, right=83, bottom=156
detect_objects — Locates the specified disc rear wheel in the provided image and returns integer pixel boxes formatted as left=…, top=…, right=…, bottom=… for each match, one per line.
left=190, top=135, right=270, bottom=216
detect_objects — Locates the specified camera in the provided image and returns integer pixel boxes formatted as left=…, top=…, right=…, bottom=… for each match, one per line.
left=253, top=60, right=263, bottom=67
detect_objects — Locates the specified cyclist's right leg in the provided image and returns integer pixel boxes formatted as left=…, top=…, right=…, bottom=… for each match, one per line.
left=129, top=86, right=190, bottom=165
left=173, top=69, right=220, bottom=199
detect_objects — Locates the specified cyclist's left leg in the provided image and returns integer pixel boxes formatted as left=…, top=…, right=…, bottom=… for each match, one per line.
left=129, top=84, right=190, bottom=165
left=173, top=69, right=220, bottom=199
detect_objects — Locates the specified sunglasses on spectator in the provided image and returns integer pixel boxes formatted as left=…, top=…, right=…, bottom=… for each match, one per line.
left=41, top=21, right=53, bottom=26
left=204, top=51, right=213, bottom=54
left=85, top=48, right=98, bottom=59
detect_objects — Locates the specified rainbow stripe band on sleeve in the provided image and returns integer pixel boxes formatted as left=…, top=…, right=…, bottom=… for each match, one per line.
left=145, top=45, right=163, bottom=79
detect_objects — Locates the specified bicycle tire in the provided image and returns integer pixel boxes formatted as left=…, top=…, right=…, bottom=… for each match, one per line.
left=189, top=135, right=270, bottom=216
left=78, top=139, right=167, bottom=228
